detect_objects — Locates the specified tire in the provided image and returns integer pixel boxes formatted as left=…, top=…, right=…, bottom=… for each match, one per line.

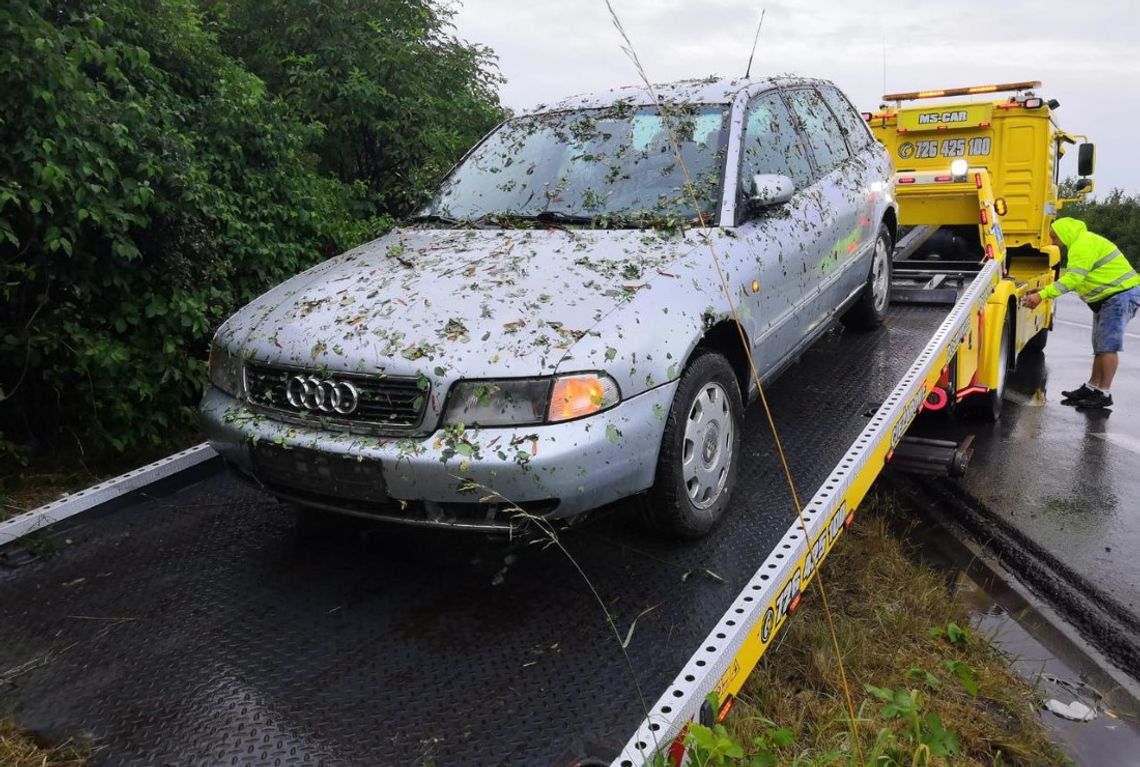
left=964, top=308, right=1013, bottom=422
left=841, top=224, right=892, bottom=330
left=1023, top=328, right=1049, bottom=353
left=911, top=226, right=974, bottom=261
left=645, top=351, right=743, bottom=539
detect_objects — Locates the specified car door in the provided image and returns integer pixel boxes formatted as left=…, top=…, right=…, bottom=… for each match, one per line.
left=817, top=83, right=885, bottom=301
left=781, top=86, right=861, bottom=327
left=733, top=89, right=830, bottom=381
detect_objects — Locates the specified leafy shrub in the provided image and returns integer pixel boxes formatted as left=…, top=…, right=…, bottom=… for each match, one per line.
left=0, top=0, right=380, bottom=457
left=205, top=0, right=507, bottom=215
left=1061, top=187, right=1140, bottom=269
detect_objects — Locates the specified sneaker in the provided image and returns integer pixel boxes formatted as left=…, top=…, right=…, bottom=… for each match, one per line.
left=1061, top=383, right=1094, bottom=400
left=1075, top=390, right=1114, bottom=409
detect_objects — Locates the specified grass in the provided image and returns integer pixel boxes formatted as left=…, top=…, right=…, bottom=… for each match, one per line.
left=715, top=496, right=1068, bottom=766
left=0, top=719, right=88, bottom=767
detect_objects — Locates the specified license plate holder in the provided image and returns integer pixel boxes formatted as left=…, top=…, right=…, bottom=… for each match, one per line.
left=251, top=443, right=387, bottom=503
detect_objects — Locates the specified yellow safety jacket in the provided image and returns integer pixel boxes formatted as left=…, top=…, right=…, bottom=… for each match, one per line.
left=1041, top=218, right=1140, bottom=304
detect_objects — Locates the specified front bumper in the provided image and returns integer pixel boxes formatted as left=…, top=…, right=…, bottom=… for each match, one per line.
left=200, top=381, right=678, bottom=526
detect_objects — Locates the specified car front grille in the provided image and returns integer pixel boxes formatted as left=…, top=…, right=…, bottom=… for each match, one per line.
left=244, top=361, right=427, bottom=432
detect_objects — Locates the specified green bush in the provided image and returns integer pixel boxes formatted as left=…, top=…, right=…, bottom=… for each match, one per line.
left=1062, top=187, right=1140, bottom=269
left=205, top=0, right=507, bottom=215
left=0, top=0, right=378, bottom=457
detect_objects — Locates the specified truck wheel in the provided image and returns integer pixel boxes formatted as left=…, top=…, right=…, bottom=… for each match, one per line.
left=965, top=309, right=1013, bottom=422
left=841, top=224, right=892, bottom=330
left=1023, top=328, right=1048, bottom=353
left=645, top=351, right=742, bottom=539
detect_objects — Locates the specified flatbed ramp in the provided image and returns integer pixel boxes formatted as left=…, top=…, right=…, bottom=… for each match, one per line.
left=0, top=304, right=956, bottom=766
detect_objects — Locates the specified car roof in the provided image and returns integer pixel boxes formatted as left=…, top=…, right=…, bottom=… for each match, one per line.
left=532, top=75, right=830, bottom=114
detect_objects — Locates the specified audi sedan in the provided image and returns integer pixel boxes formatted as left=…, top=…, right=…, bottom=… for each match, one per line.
left=201, top=76, right=896, bottom=538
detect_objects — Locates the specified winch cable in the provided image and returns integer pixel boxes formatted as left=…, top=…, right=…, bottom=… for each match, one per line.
left=602, top=3, right=865, bottom=762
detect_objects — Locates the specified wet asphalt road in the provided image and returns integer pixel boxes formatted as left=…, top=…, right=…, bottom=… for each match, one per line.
left=954, top=295, right=1140, bottom=634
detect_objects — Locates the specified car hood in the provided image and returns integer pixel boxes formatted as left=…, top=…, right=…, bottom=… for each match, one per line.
left=219, top=226, right=700, bottom=380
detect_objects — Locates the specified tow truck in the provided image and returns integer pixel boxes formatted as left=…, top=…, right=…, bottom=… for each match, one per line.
left=0, top=81, right=1093, bottom=766
left=868, top=79, right=1096, bottom=422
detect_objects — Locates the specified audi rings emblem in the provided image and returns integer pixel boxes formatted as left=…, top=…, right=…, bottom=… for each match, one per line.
left=285, top=375, right=360, bottom=415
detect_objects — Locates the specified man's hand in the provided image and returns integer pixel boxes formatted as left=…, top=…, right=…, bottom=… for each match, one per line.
left=1022, top=289, right=1042, bottom=310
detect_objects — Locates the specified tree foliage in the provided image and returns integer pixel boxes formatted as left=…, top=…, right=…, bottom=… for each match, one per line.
left=0, top=0, right=503, bottom=461
left=1061, top=186, right=1140, bottom=269
left=203, top=0, right=507, bottom=215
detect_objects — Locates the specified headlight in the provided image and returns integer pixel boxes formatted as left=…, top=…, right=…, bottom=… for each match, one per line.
left=443, top=373, right=620, bottom=427
left=208, top=342, right=244, bottom=397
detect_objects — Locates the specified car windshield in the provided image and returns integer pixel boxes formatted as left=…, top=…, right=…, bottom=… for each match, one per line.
left=423, top=103, right=730, bottom=226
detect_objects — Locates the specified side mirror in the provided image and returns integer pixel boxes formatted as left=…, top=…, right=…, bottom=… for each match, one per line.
left=1077, top=143, right=1095, bottom=177
left=748, top=174, right=795, bottom=208
left=1076, top=177, right=1093, bottom=192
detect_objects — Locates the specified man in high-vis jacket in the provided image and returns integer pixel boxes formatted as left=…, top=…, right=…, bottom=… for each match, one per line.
left=1024, top=217, right=1140, bottom=409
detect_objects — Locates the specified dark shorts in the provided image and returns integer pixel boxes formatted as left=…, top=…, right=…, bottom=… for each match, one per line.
left=1091, top=286, right=1140, bottom=354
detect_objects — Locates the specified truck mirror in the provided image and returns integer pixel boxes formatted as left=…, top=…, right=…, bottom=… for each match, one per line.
left=1077, top=143, right=1095, bottom=177
left=1076, top=177, right=1093, bottom=193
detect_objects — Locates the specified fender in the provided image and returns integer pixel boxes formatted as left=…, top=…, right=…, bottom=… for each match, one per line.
left=977, top=278, right=1018, bottom=389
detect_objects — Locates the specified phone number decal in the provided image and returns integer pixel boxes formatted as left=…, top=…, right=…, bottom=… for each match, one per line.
left=898, top=137, right=991, bottom=160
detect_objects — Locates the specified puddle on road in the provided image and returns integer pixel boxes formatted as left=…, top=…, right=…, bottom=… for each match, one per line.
left=955, top=574, right=1140, bottom=767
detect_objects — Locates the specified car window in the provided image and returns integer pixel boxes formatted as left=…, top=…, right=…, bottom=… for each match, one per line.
left=427, top=104, right=731, bottom=225
left=741, top=92, right=813, bottom=190
left=783, top=88, right=851, bottom=175
left=818, top=85, right=875, bottom=153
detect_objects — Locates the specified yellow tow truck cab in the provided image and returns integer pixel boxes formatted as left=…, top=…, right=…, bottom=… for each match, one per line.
left=864, top=81, right=1095, bottom=417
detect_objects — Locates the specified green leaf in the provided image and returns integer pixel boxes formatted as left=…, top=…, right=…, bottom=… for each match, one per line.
left=605, top=424, right=622, bottom=444
left=864, top=683, right=894, bottom=702
left=769, top=727, right=794, bottom=747
left=906, top=667, right=941, bottom=689
left=920, top=711, right=960, bottom=757
left=943, top=659, right=979, bottom=696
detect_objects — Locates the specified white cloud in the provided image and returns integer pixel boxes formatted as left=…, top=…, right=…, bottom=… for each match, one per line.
left=452, top=0, right=1136, bottom=195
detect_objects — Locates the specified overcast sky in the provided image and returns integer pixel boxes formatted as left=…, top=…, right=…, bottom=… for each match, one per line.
left=451, top=0, right=1137, bottom=196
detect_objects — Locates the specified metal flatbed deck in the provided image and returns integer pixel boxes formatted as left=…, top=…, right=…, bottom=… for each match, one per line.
left=0, top=304, right=950, bottom=766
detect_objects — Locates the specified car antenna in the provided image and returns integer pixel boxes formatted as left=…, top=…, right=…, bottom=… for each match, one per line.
left=744, top=8, right=766, bottom=79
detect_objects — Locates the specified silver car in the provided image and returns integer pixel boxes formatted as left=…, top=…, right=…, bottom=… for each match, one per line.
left=201, top=76, right=896, bottom=538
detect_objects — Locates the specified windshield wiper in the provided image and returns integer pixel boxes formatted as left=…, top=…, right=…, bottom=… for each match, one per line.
left=530, top=210, right=595, bottom=225
left=408, top=213, right=467, bottom=226
left=407, top=213, right=503, bottom=229
left=473, top=211, right=597, bottom=228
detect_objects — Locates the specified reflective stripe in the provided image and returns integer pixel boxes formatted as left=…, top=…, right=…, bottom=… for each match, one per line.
left=1053, top=282, right=1072, bottom=294
left=1090, top=248, right=1125, bottom=271
left=1086, top=270, right=1140, bottom=300
left=1067, top=267, right=1089, bottom=276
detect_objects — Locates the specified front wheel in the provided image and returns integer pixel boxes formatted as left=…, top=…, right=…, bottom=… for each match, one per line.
left=841, top=224, right=893, bottom=330
left=964, top=308, right=1013, bottom=422
left=645, top=351, right=743, bottom=539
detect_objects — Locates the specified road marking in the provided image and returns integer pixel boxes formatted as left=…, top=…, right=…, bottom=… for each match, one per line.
left=1091, top=432, right=1140, bottom=456
left=1054, top=318, right=1140, bottom=341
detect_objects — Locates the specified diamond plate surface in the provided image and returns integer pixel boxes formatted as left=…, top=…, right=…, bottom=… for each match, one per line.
left=0, top=307, right=943, bottom=766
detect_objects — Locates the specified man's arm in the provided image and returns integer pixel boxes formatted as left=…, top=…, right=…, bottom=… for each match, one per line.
left=1038, top=267, right=1087, bottom=300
